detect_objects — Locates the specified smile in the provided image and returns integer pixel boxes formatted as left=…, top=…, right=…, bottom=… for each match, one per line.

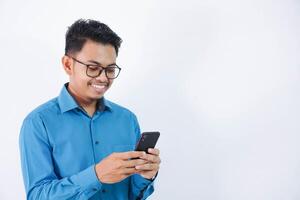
left=90, top=84, right=108, bottom=93
left=91, top=84, right=106, bottom=89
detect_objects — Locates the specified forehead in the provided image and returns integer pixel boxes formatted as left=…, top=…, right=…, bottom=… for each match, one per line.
left=76, top=40, right=117, bottom=65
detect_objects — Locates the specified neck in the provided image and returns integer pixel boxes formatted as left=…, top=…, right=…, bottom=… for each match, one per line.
left=67, top=84, right=97, bottom=116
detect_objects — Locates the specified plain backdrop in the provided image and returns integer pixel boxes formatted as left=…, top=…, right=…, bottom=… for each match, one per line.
left=0, top=0, right=300, bottom=199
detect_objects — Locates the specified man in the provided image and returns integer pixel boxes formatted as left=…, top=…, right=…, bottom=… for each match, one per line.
left=19, top=19, right=160, bottom=200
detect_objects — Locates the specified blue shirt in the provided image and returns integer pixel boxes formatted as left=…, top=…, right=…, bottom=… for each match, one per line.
left=19, top=83, right=154, bottom=200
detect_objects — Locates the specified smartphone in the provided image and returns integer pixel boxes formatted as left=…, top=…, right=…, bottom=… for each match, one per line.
left=135, top=132, right=160, bottom=153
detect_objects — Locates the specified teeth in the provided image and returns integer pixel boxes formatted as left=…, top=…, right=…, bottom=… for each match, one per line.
left=92, top=84, right=105, bottom=89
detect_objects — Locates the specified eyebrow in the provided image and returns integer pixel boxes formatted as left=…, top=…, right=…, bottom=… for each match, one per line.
left=87, top=59, right=116, bottom=66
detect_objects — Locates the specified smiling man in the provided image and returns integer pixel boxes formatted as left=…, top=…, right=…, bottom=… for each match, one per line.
left=19, top=19, right=160, bottom=200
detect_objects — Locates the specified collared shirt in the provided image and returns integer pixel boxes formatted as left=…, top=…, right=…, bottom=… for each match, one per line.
left=19, top=83, right=155, bottom=200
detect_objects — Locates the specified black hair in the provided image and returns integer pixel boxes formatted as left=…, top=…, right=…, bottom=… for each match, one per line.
left=65, top=19, right=122, bottom=56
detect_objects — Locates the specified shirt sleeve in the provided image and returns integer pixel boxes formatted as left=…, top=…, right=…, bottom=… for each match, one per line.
left=19, top=115, right=102, bottom=200
left=129, top=113, right=156, bottom=199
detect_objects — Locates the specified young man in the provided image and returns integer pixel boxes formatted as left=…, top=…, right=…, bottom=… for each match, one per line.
left=19, top=19, right=160, bottom=200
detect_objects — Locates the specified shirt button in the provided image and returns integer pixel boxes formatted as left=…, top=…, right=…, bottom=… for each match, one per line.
left=95, top=141, right=99, bottom=145
left=102, top=189, right=106, bottom=193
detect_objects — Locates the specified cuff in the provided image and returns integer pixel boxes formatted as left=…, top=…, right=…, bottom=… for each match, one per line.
left=145, top=172, right=159, bottom=182
left=134, top=174, right=154, bottom=188
left=71, top=165, right=102, bottom=193
left=134, top=174, right=155, bottom=200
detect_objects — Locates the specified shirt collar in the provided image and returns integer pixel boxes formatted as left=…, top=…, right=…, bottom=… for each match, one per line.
left=58, top=83, right=112, bottom=113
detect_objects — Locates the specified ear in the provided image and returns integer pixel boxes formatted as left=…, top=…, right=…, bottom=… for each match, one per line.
left=62, top=55, right=74, bottom=76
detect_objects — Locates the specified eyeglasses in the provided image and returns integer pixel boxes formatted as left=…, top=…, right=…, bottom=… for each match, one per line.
left=67, top=55, right=121, bottom=79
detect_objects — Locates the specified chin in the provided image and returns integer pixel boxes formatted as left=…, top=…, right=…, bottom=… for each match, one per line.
left=89, top=93, right=104, bottom=100
left=88, top=85, right=109, bottom=99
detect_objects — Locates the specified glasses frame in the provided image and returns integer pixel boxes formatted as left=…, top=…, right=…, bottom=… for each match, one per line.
left=67, top=55, right=121, bottom=79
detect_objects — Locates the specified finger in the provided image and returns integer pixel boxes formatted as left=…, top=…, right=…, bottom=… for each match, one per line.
left=115, top=151, right=146, bottom=160
left=147, top=148, right=160, bottom=156
left=140, top=154, right=161, bottom=163
left=135, top=163, right=159, bottom=171
left=123, top=159, right=148, bottom=168
left=120, top=167, right=140, bottom=175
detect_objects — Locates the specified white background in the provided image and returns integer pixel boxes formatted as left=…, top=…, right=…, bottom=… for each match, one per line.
left=0, top=0, right=300, bottom=199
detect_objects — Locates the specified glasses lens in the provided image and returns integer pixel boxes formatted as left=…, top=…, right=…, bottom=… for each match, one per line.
left=106, top=66, right=120, bottom=79
left=87, top=65, right=120, bottom=79
left=87, top=66, right=101, bottom=77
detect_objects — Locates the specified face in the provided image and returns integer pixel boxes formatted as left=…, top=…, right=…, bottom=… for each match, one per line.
left=62, top=40, right=117, bottom=105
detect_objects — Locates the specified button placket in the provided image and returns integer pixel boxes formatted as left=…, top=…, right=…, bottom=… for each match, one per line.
left=90, top=119, right=97, bottom=163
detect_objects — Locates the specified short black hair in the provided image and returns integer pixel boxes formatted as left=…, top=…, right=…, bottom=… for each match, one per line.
left=65, top=19, right=122, bottom=56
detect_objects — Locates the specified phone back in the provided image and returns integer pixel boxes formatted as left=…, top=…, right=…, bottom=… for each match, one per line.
left=135, top=132, right=160, bottom=152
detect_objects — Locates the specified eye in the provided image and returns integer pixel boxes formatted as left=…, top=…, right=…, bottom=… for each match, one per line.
left=88, top=66, right=99, bottom=71
left=106, top=67, right=116, bottom=73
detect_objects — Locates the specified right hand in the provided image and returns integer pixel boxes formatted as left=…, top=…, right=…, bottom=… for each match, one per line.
left=95, top=151, right=147, bottom=184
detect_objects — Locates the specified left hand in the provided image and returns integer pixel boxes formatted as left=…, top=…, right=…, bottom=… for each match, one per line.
left=135, top=148, right=161, bottom=179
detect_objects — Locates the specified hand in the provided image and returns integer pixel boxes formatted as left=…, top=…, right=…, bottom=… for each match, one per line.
left=95, top=151, right=148, bottom=184
left=135, top=148, right=161, bottom=180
